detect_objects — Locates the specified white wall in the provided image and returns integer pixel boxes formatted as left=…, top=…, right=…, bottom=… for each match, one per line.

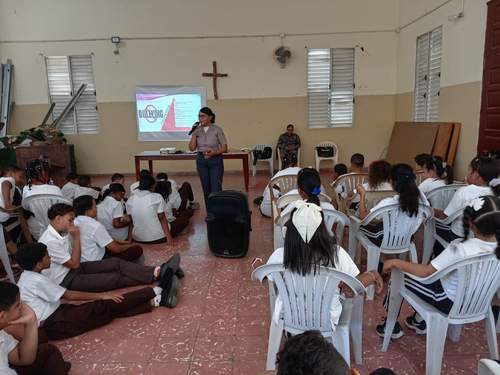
left=397, top=0, right=488, bottom=93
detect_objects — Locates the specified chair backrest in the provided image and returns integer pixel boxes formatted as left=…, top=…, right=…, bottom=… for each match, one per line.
left=252, top=264, right=365, bottom=332
left=415, top=171, right=425, bottom=185
left=315, top=142, right=338, bottom=157
left=364, top=190, right=397, bottom=211
left=269, top=175, right=298, bottom=223
left=362, top=203, right=432, bottom=251
left=276, top=192, right=331, bottom=210
left=331, top=173, right=368, bottom=213
left=446, top=254, right=500, bottom=322
left=22, top=194, right=71, bottom=233
left=425, top=183, right=467, bottom=210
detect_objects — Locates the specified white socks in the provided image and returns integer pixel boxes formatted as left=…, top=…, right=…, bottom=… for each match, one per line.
left=152, top=286, right=163, bottom=307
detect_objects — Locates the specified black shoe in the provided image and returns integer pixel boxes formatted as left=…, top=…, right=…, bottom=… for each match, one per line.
left=405, top=312, right=426, bottom=334
left=176, top=266, right=185, bottom=279
left=376, top=320, right=404, bottom=339
left=64, top=361, right=72, bottom=373
left=160, top=274, right=179, bottom=308
left=159, top=253, right=180, bottom=281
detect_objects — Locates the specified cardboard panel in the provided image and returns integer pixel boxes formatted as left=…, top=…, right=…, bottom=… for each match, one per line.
left=446, top=123, right=461, bottom=166
left=386, top=122, right=439, bottom=166
left=432, top=123, right=454, bottom=160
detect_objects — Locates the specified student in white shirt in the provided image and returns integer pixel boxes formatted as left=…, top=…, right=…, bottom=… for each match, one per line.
left=60, top=172, right=79, bottom=201
left=332, top=163, right=348, bottom=202
left=267, top=198, right=383, bottom=330
left=154, top=175, right=193, bottom=237
left=348, top=160, right=393, bottom=209
left=377, top=195, right=500, bottom=339
left=74, top=195, right=143, bottom=262
left=0, top=282, right=69, bottom=375
left=22, top=159, right=64, bottom=240
left=97, top=183, right=131, bottom=241
left=414, top=154, right=454, bottom=195
left=39, top=203, right=182, bottom=298
left=357, top=164, right=430, bottom=248
left=254, top=166, right=302, bottom=218
left=433, top=155, right=499, bottom=256
left=102, top=173, right=125, bottom=196
left=129, top=169, right=151, bottom=195
left=126, top=175, right=174, bottom=243
left=73, top=175, right=100, bottom=201
left=0, top=166, right=26, bottom=254
left=15, top=243, right=180, bottom=343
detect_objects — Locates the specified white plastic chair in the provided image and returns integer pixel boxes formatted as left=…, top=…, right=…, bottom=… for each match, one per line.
left=252, top=264, right=366, bottom=369
left=315, top=142, right=339, bottom=171
left=478, top=359, right=500, bottom=375
left=331, top=173, right=368, bottom=214
left=421, top=184, right=467, bottom=264
left=383, top=254, right=500, bottom=375
left=277, top=147, right=301, bottom=170
left=349, top=203, right=433, bottom=299
left=22, top=194, right=71, bottom=240
left=276, top=191, right=331, bottom=211
left=0, top=224, right=14, bottom=282
left=251, top=144, right=274, bottom=177
left=269, top=175, right=298, bottom=250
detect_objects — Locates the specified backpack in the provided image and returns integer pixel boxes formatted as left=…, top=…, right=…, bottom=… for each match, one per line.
left=316, top=146, right=334, bottom=158
left=252, top=147, right=273, bottom=165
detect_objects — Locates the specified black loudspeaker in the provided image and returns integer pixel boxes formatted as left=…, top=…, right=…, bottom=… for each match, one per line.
left=206, top=190, right=251, bottom=258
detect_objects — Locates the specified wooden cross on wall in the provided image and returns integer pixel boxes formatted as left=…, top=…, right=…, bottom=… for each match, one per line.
left=202, top=61, right=228, bottom=100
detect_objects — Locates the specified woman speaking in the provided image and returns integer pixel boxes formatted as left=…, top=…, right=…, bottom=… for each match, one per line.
left=188, top=107, right=228, bottom=206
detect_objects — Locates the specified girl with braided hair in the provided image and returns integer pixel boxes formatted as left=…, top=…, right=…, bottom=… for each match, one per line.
left=376, top=194, right=500, bottom=339
left=416, top=154, right=454, bottom=194
left=21, top=159, right=63, bottom=240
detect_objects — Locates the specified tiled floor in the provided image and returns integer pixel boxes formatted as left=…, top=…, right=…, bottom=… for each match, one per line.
left=47, top=172, right=496, bottom=374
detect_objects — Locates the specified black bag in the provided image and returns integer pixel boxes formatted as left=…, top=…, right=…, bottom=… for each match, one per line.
left=252, top=147, right=273, bottom=165
left=316, top=146, right=334, bottom=158
left=206, top=190, right=251, bottom=258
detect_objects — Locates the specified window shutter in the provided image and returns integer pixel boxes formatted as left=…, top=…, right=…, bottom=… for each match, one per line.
left=414, top=26, right=442, bottom=122
left=307, top=49, right=331, bottom=128
left=331, top=48, right=354, bottom=125
left=70, top=55, right=99, bottom=134
left=45, top=56, right=76, bottom=133
left=427, top=26, right=442, bottom=121
left=414, top=33, right=430, bottom=121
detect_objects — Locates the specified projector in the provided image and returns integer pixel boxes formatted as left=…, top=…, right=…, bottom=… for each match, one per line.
left=160, top=147, right=176, bottom=154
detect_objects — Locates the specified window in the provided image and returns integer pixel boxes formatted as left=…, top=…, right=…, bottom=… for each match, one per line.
left=414, top=26, right=442, bottom=122
left=307, top=48, right=354, bottom=128
left=45, top=55, right=99, bottom=134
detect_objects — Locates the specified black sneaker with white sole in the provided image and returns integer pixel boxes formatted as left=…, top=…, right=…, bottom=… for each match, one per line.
left=160, top=274, right=179, bottom=308
left=376, top=320, right=404, bottom=339
left=405, top=313, right=426, bottom=334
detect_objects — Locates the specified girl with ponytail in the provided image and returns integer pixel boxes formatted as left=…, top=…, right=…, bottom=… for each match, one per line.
left=377, top=195, right=500, bottom=339
left=433, top=155, right=500, bottom=256
left=417, top=154, right=454, bottom=194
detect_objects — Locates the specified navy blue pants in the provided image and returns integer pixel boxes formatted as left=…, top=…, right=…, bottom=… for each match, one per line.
left=196, top=153, right=224, bottom=205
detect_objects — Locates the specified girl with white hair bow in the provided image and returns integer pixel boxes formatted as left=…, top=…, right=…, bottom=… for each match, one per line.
left=267, top=197, right=383, bottom=329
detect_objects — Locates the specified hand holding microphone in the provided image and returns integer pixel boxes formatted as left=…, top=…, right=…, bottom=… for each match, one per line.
left=188, top=121, right=200, bottom=136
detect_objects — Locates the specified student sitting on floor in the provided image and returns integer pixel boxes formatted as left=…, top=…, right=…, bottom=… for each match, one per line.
left=129, top=169, right=151, bottom=195
left=414, top=154, right=454, bottom=194
left=126, top=174, right=174, bottom=243
left=155, top=172, right=198, bottom=211
left=0, top=282, right=70, bottom=375
left=1, top=166, right=26, bottom=254
left=267, top=193, right=383, bottom=332
left=349, top=153, right=365, bottom=173
left=15, top=243, right=179, bottom=343
left=97, top=183, right=131, bottom=242
left=60, top=173, right=79, bottom=201
left=155, top=176, right=193, bottom=238
left=376, top=195, right=500, bottom=338
left=73, top=195, right=143, bottom=263
left=348, top=160, right=392, bottom=210
left=21, top=159, right=64, bottom=240
left=433, top=155, right=499, bottom=256
left=74, top=175, right=100, bottom=201
left=102, top=173, right=125, bottom=196
left=38, top=203, right=181, bottom=305
left=254, top=165, right=302, bottom=218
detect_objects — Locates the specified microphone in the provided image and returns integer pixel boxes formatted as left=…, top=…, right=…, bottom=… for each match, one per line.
left=188, top=122, right=200, bottom=135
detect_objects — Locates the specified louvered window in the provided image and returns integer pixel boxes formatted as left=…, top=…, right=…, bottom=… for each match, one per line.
left=45, top=55, right=99, bottom=134
left=414, top=26, right=442, bottom=122
left=307, top=48, right=354, bottom=128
